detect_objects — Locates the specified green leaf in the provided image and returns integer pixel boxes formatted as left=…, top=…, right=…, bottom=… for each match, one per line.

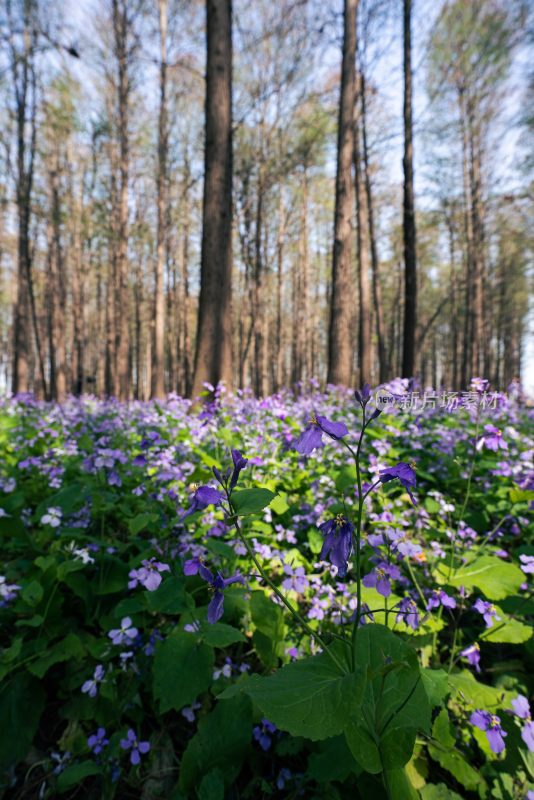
left=57, top=761, right=102, bottom=792
left=434, top=556, right=524, bottom=600
left=28, top=633, right=85, bottom=678
left=21, top=580, right=44, bottom=607
left=269, top=493, right=289, bottom=515
left=179, top=695, right=252, bottom=794
left=153, top=631, right=214, bottom=713
left=143, top=576, right=188, bottom=614
left=420, top=785, right=463, bottom=800
left=421, top=668, right=450, bottom=707
left=428, top=709, right=485, bottom=792
left=307, top=528, right=324, bottom=555
left=198, top=769, right=225, bottom=800
left=240, top=647, right=365, bottom=741
left=129, top=512, right=158, bottom=535
left=448, top=671, right=514, bottom=709
left=307, top=735, right=361, bottom=782
left=481, top=616, right=532, bottom=644
left=383, top=768, right=419, bottom=800
left=231, top=488, right=276, bottom=515
left=0, top=671, right=45, bottom=769
left=200, top=623, right=246, bottom=648
left=345, top=625, right=431, bottom=774
left=250, top=590, right=286, bottom=668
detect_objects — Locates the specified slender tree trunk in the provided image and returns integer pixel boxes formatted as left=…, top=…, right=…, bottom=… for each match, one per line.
left=192, top=0, right=233, bottom=396
left=354, top=84, right=371, bottom=385
left=327, top=0, right=358, bottom=386
left=360, top=72, right=386, bottom=381
left=275, top=184, right=285, bottom=391
left=401, top=0, right=417, bottom=379
left=152, top=0, right=168, bottom=398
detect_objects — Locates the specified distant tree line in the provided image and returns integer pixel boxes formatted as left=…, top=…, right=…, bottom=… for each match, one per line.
left=0, top=0, right=531, bottom=400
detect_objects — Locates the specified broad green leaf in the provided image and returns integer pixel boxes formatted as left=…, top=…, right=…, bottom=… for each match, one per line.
left=153, top=631, right=214, bottom=713
left=200, top=623, right=246, bottom=648
left=0, top=671, right=45, bottom=769
left=21, top=580, right=43, bottom=607
left=383, top=768, right=419, bottom=800
left=57, top=761, right=102, bottom=792
left=240, top=647, right=365, bottom=741
left=448, top=671, right=514, bottom=709
left=307, top=528, right=323, bottom=554
left=434, top=556, right=523, bottom=600
left=421, top=668, right=449, bottom=706
left=481, top=616, right=532, bottom=644
left=198, top=769, right=225, bottom=800
left=420, top=785, right=463, bottom=800
left=250, top=590, right=286, bottom=668
left=143, top=576, right=187, bottom=614
left=129, top=512, right=158, bottom=535
left=231, top=488, right=276, bottom=515
left=269, top=493, right=289, bottom=514
left=28, top=633, right=85, bottom=678
left=307, top=735, right=361, bottom=782
left=345, top=625, right=431, bottom=773
left=179, top=695, right=252, bottom=794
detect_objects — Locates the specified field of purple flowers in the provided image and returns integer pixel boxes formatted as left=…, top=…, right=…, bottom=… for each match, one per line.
left=0, top=381, right=533, bottom=799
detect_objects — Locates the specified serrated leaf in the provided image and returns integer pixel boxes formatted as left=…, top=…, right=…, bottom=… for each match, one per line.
left=153, top=631, right=214, bottom=713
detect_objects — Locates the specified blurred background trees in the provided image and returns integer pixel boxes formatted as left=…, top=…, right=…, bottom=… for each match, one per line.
left=0, top=0, right=532, bottom=399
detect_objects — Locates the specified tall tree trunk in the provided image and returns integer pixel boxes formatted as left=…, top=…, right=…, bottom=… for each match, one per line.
left=152, top=0, right=168, bottom=398
left=275, top=184, right=285, bottom=391
left=49, top=161, right=67, bottom=400
left=112, top=0, right=131, bottom=400
left=353, top=84, right=371, bottom=385
left=401, top=0, right=417, bottom=379
left=360, top=72, right=386, bottom=382
left=192, top=0, right=233, bottom=396
left=327, top=0, right=358, bottom=386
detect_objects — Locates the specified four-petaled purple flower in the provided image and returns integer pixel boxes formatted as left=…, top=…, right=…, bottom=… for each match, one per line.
left=294, top=412, right=348, bottom=455
left=470, top=710, right=507, bottom=754
left=318, top=515, right=354, bottom=577
left=181, top=485, right=224, bottom=521
left=511, top=695, right=534, bottom=752
left=253, top=718, right=277, bottom=751
left=199, top=564, right=245, bottom=624
left=461, top=642, right=481, bottom=673
left=88, top=727, right=109, bottom=755
left=396, top=597, right=420, bottom=630
left=427, top=589, right=456, bottom=611
left=473, top=599, right=500, bottom=628
left=379, top=462, right=417, bottom=505
left=363, top=562, right=401, bottom=597
left=128, top=558, right=170, bottom=592
left=81, top=664, right=105, bottom=697
left=476, top=424, right=507, bottom=452
left=108, top=617, right=138, bottom=646
left=120, top=729, right=150, bottom=765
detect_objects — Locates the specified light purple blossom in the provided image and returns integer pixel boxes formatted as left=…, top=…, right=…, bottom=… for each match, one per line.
left=293, top=412, right=348, bottom=455
left=120, top=729, right=150, bottom=765
left=108, top=617, right=138, bottom=646
left=88, top=727, right=109, bottom=755
left=470, top=710, right=507, bottom=754
left=362, top=562, right=401, bottom=597
left=128, top=558, right=170, bottom=591
left=396, top=597, right=420, bottom=630
left=477, top=424, right=507, bottom=452
left=0, top=576, right=21, bottom=605
left=510, top=695, right=534, bottom=752
left=41, top=507, right=62, bottom=527
left=460, top=642, right=481, bottom=673
left=81, top=664, right=105, bottom=698
left=473, top=599, right=500, bottom=628
left=519, top=555, right=534, bottom=575
left=427, top=589, right=456, bottom=611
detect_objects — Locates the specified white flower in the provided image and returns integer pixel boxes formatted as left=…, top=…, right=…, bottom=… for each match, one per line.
left=41, top=507, right=62, bottom=528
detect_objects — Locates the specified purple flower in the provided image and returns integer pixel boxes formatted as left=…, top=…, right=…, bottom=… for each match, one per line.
left=0, top=576, right=21, bottom=605
left=88, top=727, right=109, bottom=756
left=183, top=557, right=202, bottom=576
left=473, top=599, right=500, bottom=628
left=461, top=643, right=481, bottom=673
left=294, top=412, right=348, bottom=455
left=230, top=449, right=248, bottom=491
left=470, top=710, right=507, bottom=754
left=181, top=701, right=201, bottom=723
left=355, top=384, right=371, bottom=407
left=198, top=564, right=245, bottom=624
left=81, top=664, right=105, bottom=698
left=521, top=721, right=534, bottom=751
left=363, top=562, right=401, bottom=597
left=511, top=695, right=531, bottom=719
left=427, top=589, right=456, bottom=611
left=128, top=558, right=170, bottom=592
left=120, top=729, right=150, bottom=766
left=253, top=718, right=277, bottom=751
left=477, top=424, right=507, bottom=452
left=41, top=507, right=62, bottom=527
left=379, top=462, right=417, bottom=505
left=318, top=515, right=354, bottom=577
left=519, top=555, right=534, bottom=574
left=108, top=617, right=138, bottom=646
left=396, top=597, right=420, bottom=629
left=181, top=485, right=224, bottom=521
left=282, top=565, right=309, bottom=593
